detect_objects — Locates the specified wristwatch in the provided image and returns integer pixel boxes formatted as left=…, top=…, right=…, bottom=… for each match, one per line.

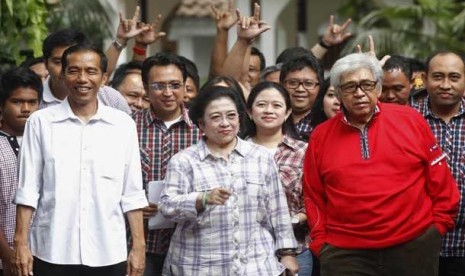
left=113, top=39, right=127, bottom=51
left=291, top=215, right=300, bottom=225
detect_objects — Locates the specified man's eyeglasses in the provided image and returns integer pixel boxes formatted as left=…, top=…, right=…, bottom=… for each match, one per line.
left=339, top=80, right=378, bottom=95
left=284, top=79, right=319, bottom=90
left=151, top=82, right=184, bottom=91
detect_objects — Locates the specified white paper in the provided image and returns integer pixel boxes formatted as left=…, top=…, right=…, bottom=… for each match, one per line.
left=148, top=180, right=175, bottom=230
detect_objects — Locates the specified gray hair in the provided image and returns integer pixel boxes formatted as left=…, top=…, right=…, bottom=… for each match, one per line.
left=260, top=63, right=282, bottom=82
left=330, top=53, right=383, bottom=94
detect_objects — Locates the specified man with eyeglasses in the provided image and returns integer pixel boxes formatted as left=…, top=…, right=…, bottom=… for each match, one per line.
left=280, top=53, right=324, bottom=141
left=131, top=52, right=202, bottom=276
left=303, top=52, right=459, bottom=276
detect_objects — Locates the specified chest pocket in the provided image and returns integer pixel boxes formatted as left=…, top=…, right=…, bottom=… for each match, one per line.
left=244, top=174, right=268, bottom=223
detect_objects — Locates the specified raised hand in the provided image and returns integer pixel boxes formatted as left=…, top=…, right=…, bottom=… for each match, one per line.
left=135, top=14, right=166, bottom=46
left=235, top=3, right=271, bottom=43
left=116, top=6, right=149, bottom=44
left=356, top=35, right=391, bottom=66
left=321, top=15, right=352, bottom=47
left=210, top=0, right=236, bottom=31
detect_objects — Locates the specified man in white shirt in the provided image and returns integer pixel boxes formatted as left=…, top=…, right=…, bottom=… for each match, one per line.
left=13, top=44, right=148, bottom=276
left=39, top=28, right=132, bottom=114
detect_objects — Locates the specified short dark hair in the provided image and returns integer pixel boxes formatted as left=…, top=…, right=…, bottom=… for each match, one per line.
left=0, top=67, right=43, bottom=105
left=276, top=47, right=309, bottom=64
left=382, top=55, right=412, bottom=80
left=425, top=51, right=465, bottom=75
left=189, top=85, right=246, bottom=129
left=279, top=53, right=324, bottom=87
left=43, top=28, right=89, bottom=60
left=199, top=75, right=251, bottom=137
left=142, top=52, right=187, bottom=86
left=245, top=81, right=299, bottom=139
left=251, top=47, right=266, bottom=71
left=61, top=44, right=108, bottom=73
left=20, top=56, right=46, bottom=68
left=109, top=61, right=143, bottom=89
left=179, top=56, right=200, bottom=90
left=408, top=57, right=426, bottom=73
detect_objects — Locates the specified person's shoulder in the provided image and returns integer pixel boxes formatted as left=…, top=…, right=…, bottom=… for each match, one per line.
left=100, top=104, right=135, bottom=125
left=380, top=102, right=424, bottom=121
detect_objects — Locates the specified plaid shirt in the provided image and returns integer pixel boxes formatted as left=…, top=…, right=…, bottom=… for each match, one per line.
left=294, top=111, right=313, bottom=141
left=132, top=106, right=202, bottom=254
left=414, top=97, right=465, bottom=257
left=0, top=131, right=20, bottom=270
left=160, top=138, right=297, bottom=275
left=275, top=136, right=308, bottom=251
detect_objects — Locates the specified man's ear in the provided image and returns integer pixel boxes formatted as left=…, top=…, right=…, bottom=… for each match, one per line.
left=101, top=72, right=109, bottom=86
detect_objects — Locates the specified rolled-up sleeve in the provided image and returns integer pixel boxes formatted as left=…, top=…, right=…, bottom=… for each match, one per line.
left=121, top=122, right=148, bottom=213
left=14, top=117, right=43, bottom=209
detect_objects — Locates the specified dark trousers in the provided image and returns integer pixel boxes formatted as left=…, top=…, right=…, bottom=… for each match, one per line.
left=33, top=257, right=126, bottom=276
left=439, top=257, right=465, bottom=276
left=319, top=226, right=441, bottom=276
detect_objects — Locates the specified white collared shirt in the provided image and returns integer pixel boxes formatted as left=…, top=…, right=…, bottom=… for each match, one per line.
left=14, top=98, right=148, bottom=266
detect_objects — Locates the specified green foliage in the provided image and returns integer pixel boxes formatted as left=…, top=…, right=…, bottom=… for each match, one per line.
left=46, top=0, right=115, bottom=50
left=337, top=0, right=465, bottom=59
left=0, top=0, right=48, bottom=68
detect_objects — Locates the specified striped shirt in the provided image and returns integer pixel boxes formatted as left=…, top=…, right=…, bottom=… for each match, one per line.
left=160, top=138, right=297, bottom=276
left=0, top=132, right=19, bottom=270
left=132, top=106, right=202, bottom=254
left=414, top=97, right=465, bottom=257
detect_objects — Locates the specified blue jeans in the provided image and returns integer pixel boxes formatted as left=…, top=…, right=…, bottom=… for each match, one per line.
left=296, top=249, right=313, bottom=276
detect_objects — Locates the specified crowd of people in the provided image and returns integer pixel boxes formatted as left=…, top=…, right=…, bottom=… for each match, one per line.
left=0, top=2, right=464, bottom=276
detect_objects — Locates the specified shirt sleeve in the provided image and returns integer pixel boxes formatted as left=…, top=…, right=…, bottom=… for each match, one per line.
left=420, top=117, right=460, bottom=235
left=302, top=136, right=327, bottom=257
left=266, top=155, right=298, bottom=250
left=121, top=121, right=148, bottom=213
left=14, top=117, right=43, bottom=209
left=160, top=152, right=204, bottom=222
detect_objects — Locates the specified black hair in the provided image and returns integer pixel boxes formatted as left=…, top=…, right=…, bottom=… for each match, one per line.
left=61, top=44, right=108, bottom=73
left=189, top=85, right=246, bottom=129
left=179, top=56, right=200, bottom=90
left=251, top=47, right=266, bottom=71
left=202, top=76, right=246, bottom=106
left=279, top=53, right=324, bottom=88
left=199, top=76, right=252, bottom=137
left=425, top=50, right=465, bottom=75
left=142, top=52, right=187, bottom=86
left=276, top=47, right=310, bottom=64
left=310, top=78, right=331, bottom=128
left=20, top=56, right=46, bottom=68
left=109, top=61, right=143, bottom=89
left=245, top=81, right=299, bottom=139
left=42, top=28, right=89, bottom=60
left=382, top=55, right=412, bottom=80
left=408, top=57, right=426, bottom=73
left=0, top=67, right=43, bottom=105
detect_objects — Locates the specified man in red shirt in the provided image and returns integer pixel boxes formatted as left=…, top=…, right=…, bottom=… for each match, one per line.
left=303, top=52, right=460, bottom=276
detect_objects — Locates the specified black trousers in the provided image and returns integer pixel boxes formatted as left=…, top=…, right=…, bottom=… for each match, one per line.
left=319, top=226, right=441, bottom=276
left=33, top=257, right=126, bottom=276
left=439, top=257, right=465, bottom=276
